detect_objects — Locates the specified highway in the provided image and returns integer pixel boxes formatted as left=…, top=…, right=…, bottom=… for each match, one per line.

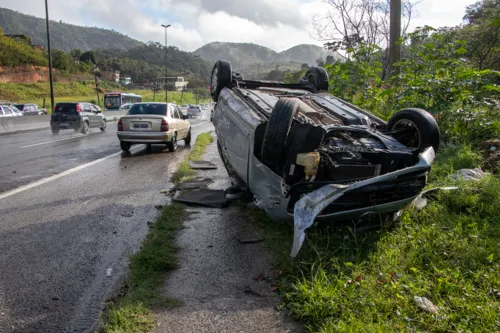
left=0, top=113, right=213, bottom=332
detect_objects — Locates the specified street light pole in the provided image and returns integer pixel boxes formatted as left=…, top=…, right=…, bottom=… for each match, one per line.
left=161, top=24, right=171, bottom=103
left=44, top=0, right=55, bottom=112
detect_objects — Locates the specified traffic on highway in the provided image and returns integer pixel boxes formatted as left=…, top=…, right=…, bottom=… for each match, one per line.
left=0, top=104, right=213, bottom=332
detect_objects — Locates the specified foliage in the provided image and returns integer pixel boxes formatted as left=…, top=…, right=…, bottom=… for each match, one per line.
left=0, top=7, right=143, bottom=52
left=80, top=51, right=96, bottom=64
left=51, top=49, right=71, bottom=71
left=0, top=29, right=48, bottom=67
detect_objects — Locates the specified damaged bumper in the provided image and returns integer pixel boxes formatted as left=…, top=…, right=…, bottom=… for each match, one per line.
left=290, top=147, right=436, bottom=258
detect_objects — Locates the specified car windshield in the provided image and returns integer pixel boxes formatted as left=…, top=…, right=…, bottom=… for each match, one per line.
left=9, top=105, right=21, bottom=112
left=127, top=104, right=166, bottom=115
left=14, top=104, right=25, bottom=110
left=54, top=103, right=78, bottom=113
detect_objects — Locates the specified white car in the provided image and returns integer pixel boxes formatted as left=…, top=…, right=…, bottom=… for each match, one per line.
left=179, top=104, right=189, bottom=116
left=0, top=105, right=22, bottom=117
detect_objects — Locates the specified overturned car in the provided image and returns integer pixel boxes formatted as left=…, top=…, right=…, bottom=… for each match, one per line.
left=210, top=60, right=440, bottom=257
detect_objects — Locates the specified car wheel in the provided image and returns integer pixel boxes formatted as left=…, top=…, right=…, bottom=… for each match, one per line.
left=120, top=141, right=131, bottom=152
left=51, top=126, right=60, bottom=135
left=167, top=133, right=178, bottom=152
left=81, top=121, right=89, bottom=135
left=261, top=98, right=299, bottom=173
left=185, top=129, right=192, bottom=146
left=100, top=119, right=107, bottom=131
left=210, top=60, right=232, bottom=102
left=388, top=108, right=440, bottom=153
left=303, top=67, right=329, bottom=91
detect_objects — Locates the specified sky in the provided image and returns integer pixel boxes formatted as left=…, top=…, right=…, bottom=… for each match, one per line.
left=1, top=0, right=477, bottom=52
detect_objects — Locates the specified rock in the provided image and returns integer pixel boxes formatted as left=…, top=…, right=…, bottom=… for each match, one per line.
left=414, top=296, right=439, bottom=314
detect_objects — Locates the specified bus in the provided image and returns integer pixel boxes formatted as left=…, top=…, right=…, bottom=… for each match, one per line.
left=104, top=92, right=142, bottom=111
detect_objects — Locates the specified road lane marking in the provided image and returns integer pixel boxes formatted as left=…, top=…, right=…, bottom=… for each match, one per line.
left=20, top=136, right=87, bottom=148
left=191, top=121, right=209, bottom=128
left=0, top=146, right=138, bottom=200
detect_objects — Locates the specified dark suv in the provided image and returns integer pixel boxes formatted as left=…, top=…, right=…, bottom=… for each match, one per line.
left=51, top=102, right=106, bottom=135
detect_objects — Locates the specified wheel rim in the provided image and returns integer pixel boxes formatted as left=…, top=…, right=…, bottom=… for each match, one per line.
left=211, top=67, right=219, bottom=95
left=84, top=123, right=88, bottom=132
left=392, top=119, right=421, bottom=148
left=307, top=73, right=316, bottom=86
left=102, top=121, right=106, bottom=129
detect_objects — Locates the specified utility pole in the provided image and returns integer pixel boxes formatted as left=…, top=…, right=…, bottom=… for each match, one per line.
left=161, top=24, right=171, bottom=103
left=388, top=0, right=402, bottom=79
left=44, top=0, right=55, bottom=112
left=94, top=72, right=100, bottom=106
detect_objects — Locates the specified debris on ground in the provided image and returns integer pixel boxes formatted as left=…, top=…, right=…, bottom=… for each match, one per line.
left=173, top=189, right=230, bottom=208
left=173, top=178, right=213, bottom=191
left=411, top=186, right=459, bottom=210
left=414, top=296, right=440, bottom=314
left=188, top=160, right=217, bottom=170
left=450, top=168, right=487, bottom=181
left=237, top=236, right=265, bottom=244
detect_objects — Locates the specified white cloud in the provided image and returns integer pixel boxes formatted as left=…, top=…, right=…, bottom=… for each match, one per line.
left=0, top=0, right=477, bottom=52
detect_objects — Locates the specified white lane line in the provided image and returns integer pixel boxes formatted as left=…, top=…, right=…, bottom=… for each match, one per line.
left=191, top=121, right=209, bottom=128
left=0, top=148, right=133, bottom=200
left=20, top=136, right=87, bottom=148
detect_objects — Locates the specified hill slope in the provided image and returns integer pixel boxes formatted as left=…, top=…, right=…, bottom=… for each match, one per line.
left=0, top=7, right=143, bottom=52
left=194, top=42, right=343, bottom=72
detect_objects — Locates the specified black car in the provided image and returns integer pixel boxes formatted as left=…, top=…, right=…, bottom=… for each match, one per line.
left=51, top=102, right=106, bottom=134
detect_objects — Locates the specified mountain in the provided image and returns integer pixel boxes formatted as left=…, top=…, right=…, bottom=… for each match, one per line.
left=194, top=42, right=343, bottom=73
left=0, top=7, right=143, bottom=52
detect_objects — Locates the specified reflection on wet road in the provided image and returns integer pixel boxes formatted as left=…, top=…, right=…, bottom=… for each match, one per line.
left=0, top=112, right=213, bottom=332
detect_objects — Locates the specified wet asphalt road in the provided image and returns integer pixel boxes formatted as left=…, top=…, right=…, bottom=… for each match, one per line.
left=0, top=113, right=213, bottom=332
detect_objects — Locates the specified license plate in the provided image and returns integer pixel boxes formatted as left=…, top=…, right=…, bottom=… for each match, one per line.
left=59, top=123, right=69, bottom=127
left=134, top=123, right=149, bottom=129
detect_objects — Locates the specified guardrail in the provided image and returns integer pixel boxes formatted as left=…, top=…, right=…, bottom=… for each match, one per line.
left=0, top=110, right=129, bottom=135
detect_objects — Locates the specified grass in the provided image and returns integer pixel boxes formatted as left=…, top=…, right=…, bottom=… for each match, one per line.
left=171, top=132, right=214, bottom=184
left=101, top=132, right=214, bottom=333
left=250, top=144, right=500, bottom=333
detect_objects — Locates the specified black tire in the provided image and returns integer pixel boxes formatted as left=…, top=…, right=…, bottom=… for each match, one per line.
left=100, top=119, right=107, bottom=131
left=387, top=108, right=440, bottom=153
left=184, top=129, right=192, bottom=146
left=52, top=126, right=60, bottom=135
left=261, top=98, right=299, bottom=172
left=120, top=141, right=131, bottom=152
left=167, top=133, right=178, bottom=152
left=304, top=67, right=329, bottom=91
left=81, top=121, right=89, bottom=135
left=210, top=60, right=232, bottom=102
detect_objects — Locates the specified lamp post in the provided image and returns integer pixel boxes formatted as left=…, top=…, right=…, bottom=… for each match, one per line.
left=161, top=24, right=171, bottom=103
left=44, top=0, right=55, bottom=112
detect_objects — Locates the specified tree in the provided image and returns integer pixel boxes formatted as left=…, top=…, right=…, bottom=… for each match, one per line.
left=316, top=58, right=325, bottom=67
left=80, top=51, right=96, bottom=64
left=52, top=49, right=71, bottom=71
left=70, top=49, right=82, bottom=60
left=388, top=0, right=402, bottom=78
left=458, top=0, right=500, bottom=70
left=314, top=0, right=419, bottom=77
left=301, top=63, right=310, bottom=70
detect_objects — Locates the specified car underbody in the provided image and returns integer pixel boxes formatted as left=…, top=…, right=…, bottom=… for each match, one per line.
left=211, top=61, right=439, bottom=257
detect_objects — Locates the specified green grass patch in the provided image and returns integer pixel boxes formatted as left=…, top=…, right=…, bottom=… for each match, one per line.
left=171, top=132, right=214, bottom=184
left=251, top=144, right=500, bottom=332
left=101, top=132, right=214, bottom=333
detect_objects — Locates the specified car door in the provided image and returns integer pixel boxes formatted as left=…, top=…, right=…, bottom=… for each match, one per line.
left=82, top=103, right=94, bottom=126
left=175, top=106, right=189, bottom=138
left=90, top=104, right=103, bottom=126
left=168, top=105, right=179, bottom=136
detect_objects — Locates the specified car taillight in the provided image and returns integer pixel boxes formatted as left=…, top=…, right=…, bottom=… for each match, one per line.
left=160, top=119, right=169, bottom=132
left=118, top=119, right=123, bottom=131
left=76, top=104, right=82, bottom=112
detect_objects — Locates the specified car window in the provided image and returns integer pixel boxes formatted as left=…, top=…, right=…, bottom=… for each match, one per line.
left=171, top=106, right=180, bottom=119
left=91, top=105, right=99, bottom=111
left=54, top=103, right=78, bottom=113
left=4, top=107, right=12, bottom=115
left=176, top=106, right=184, bottom=117
left=83, top=104, right=91, bottom=112
left=14, top=104, right=24, bottom=110
left=128, top=104, right=167, bottom=116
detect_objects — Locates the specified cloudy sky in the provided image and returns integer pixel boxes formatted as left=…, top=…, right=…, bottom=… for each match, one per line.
left=2, top=0, right=476, bottom=52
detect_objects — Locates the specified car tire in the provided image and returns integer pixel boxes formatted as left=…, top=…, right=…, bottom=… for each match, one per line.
left=387, top=108, right=440, bottom=153
left=304, top=67, right=329, bottom=91
left=210, top=60, right=232, bottom=102
left=261, top=98, right=299, bottom=173
left=185, top=129, right=192, bottom=146
left=100, top=119, right=107, bottom=131
left=52, top=126, right=60, bottom=135
left=81, top=121, right=89, bottom=135
left=120, top=141, right=131, bottom=152
left=167, top=133, right=178, bottom=152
